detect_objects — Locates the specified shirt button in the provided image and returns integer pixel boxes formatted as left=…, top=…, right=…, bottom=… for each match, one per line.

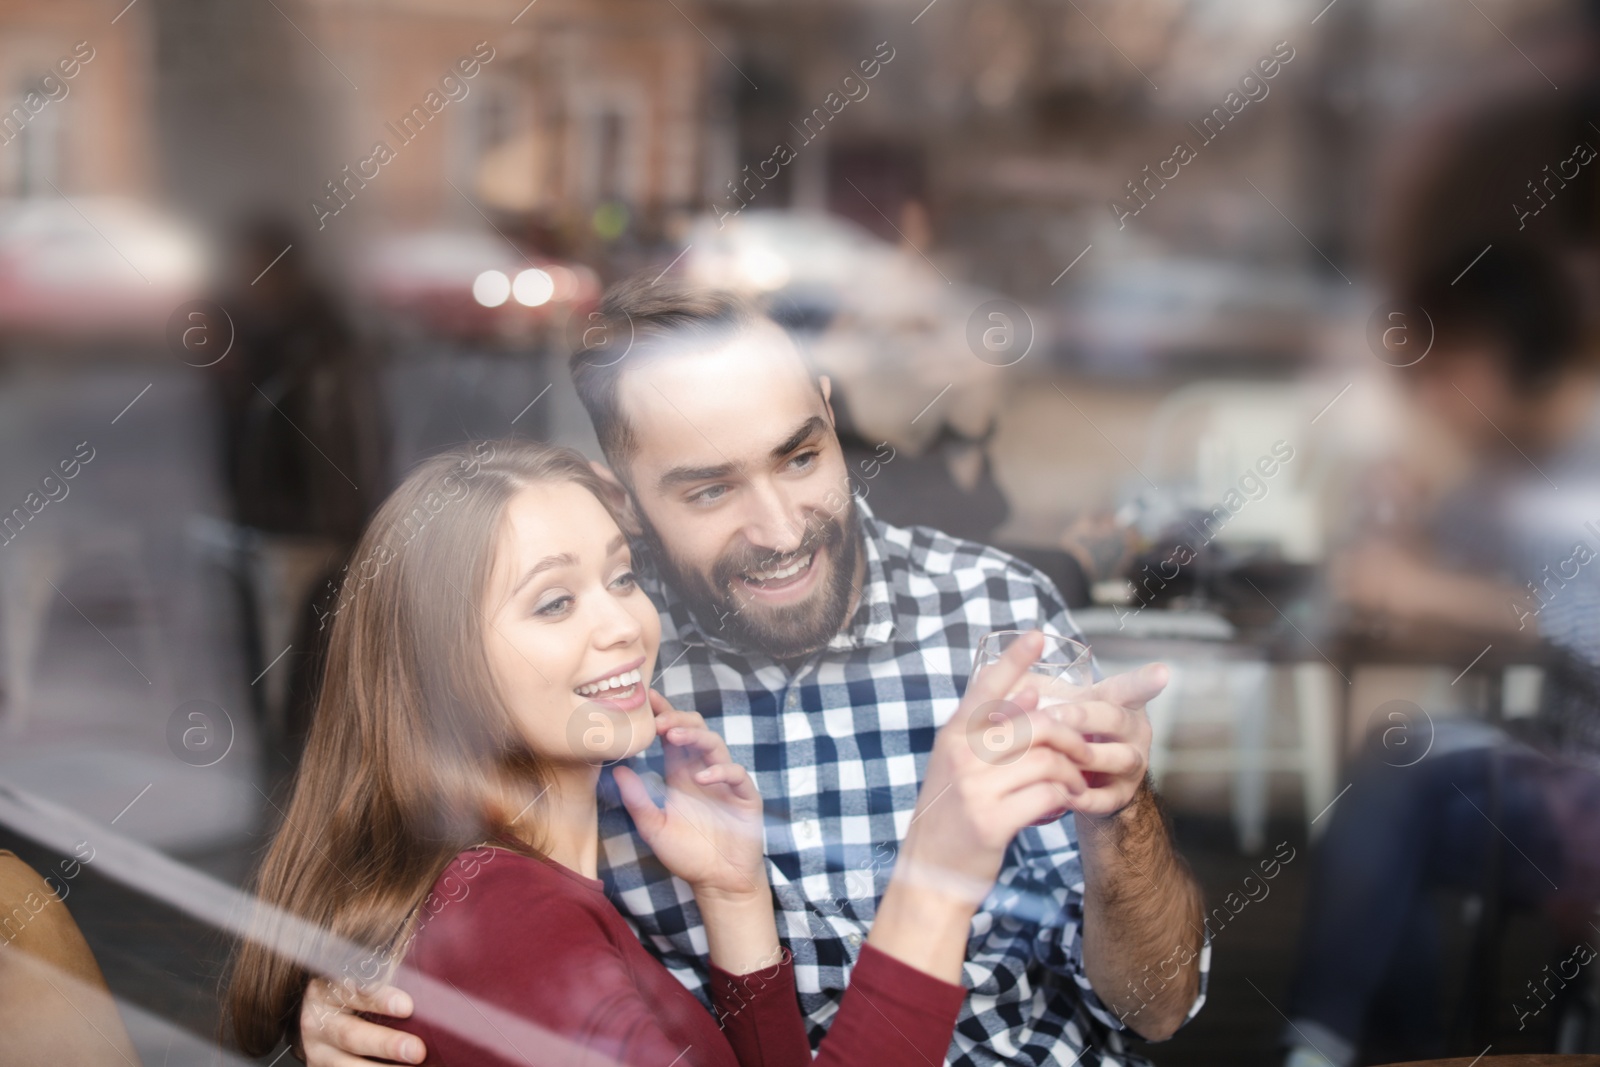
left=794, top=819, right=820, bottom=845
left=847, top=933, right=862, bottom=947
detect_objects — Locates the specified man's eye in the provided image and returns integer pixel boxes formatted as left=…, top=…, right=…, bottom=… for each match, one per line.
left=789, top=451, right=818, bottom=471
left=689, top=484, right=728, bottom=505
left=534, top=595, right=574, bottom=617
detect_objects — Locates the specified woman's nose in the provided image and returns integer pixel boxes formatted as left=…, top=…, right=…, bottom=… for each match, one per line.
left=591, top=594, right=643, bottom=647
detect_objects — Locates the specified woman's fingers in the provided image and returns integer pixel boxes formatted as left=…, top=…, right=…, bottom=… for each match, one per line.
left=664, top=724, right=731, bottom=767
left=649, top=690, right=707, bottom=731
left=693, top=761, right=760, bottom=803
left=613, top=765, right=666, bottom=838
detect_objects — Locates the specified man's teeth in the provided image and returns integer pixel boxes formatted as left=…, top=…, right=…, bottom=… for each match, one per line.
left=745, top=553, right=813, bottom=583
left=576, top=668, right=642, bottom=697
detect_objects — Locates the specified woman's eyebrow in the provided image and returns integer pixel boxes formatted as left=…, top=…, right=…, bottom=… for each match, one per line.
left=511, top=552, right=578, bottom=595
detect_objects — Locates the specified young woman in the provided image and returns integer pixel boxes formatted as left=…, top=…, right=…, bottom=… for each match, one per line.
left=226, top=439, right=1091, bottom=1067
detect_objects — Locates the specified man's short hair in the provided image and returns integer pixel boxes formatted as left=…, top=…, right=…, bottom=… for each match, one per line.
left=568, top=274, right=764, bottom=469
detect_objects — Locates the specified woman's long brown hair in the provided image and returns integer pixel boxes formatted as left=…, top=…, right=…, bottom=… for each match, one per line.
left=226, top=439, right=624, bottom=1055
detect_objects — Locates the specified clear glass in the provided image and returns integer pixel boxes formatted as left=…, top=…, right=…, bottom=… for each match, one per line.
left=970, top=629, right=1095, bottom=705
left=968, top=630, right=1096, bottom=824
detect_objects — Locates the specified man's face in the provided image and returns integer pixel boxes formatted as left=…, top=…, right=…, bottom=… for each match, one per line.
left=1408, top=343, right=1522, bottom=455
left=616, top=322, right=861, bottom=660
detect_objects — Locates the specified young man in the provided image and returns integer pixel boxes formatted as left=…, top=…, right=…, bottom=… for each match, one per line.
left=298, top=278, right=1206, bottom=1067
left=1283, top=243, right=1600, bottom=1066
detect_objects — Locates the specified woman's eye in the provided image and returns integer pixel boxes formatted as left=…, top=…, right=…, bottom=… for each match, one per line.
left=611, top=570, right=637, bottom=591
left=534, top=595, right=574, bottom=617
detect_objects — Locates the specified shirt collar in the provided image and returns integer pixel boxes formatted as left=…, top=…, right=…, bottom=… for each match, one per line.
left=637, top=496, right=900, bottom=660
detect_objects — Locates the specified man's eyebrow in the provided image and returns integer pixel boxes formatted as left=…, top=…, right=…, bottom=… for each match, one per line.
left=511, top=552, right=578, bottom=595
left=771, top=416, right=828, bottom=459
left=657, top=462, right=737, bottom=491
left=653, top=415, right=828, bottom=492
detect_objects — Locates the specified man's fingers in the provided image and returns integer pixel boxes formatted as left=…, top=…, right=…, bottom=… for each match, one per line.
left=1001, top=781, right=1083, bottom=829
left=1090, top=663, right=1170, bottom=711
left=308, top=1003, right=425, bottom=1065
left=304, top=977, right=410, bottom=1021
left=965, top=632, right=1046, bottom=717
left=1052, top=700, right=1140, bottom=741
left=1001, top=746, right=1088, bottom=796
left=1025, top=714, right=1091, bottom=764
left=1077, top=741, right=1146, bottom=779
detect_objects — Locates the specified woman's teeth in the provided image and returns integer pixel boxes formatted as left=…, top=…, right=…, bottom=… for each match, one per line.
left=744, top=552, right=813, bottom=584
left=576, top=668, right=643, bottom=698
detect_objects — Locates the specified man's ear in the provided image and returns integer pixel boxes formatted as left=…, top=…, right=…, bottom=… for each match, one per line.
left=589, top=461, right=643, bottom=537
left=819, top=374, right=835, bottom=425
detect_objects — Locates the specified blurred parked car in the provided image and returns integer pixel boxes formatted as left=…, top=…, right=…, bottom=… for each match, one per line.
left=1056, top=254, right=1317, bottom=376
left=356, top=229, right=599, bottom=342
left=0, top=197, right=205, bottom=343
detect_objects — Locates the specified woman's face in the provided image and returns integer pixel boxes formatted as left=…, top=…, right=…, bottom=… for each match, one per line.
left=484, top=481, right=661, bottom=766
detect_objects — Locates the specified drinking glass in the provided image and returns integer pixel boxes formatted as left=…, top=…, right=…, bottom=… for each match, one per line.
left=968, top=629, right=1095, bottom=823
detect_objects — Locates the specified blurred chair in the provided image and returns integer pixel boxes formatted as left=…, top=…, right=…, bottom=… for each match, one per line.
left=1089, top=381, right=1336, bottom=852
left=1140, top=380, right=1324, bottom=563
left=187, top=514, right=340, bottom=750
left=1085, top=614, right=1339, bottom=853
left=0, top=522, right=165, bottom=731
left=0, top=849, right=141, bottom=1066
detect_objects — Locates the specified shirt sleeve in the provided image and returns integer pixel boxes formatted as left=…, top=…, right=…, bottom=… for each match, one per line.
left=710, top=945, right=965, bottom=1067
left=395, top=878, right=732, bottom=1067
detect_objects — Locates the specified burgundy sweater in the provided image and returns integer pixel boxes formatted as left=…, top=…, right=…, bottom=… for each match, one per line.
left=369, top=847, right=965, bottom=1067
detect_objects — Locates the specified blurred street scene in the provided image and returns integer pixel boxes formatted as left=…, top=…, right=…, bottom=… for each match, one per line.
left=1, top=0, right=1598, bottom=1064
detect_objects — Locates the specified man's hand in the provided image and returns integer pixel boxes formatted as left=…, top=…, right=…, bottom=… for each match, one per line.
left=1065, top=662, right=1204, bottom=1043
left=1049, top=663, right=1164, bottom=820
left=299, top=977, right=424, bottom=1067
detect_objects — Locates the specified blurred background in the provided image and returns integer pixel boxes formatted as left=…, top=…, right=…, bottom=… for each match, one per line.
left=0, top=0, right=1598, bottom=1064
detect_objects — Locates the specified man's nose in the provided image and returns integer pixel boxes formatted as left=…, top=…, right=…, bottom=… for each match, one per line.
left=740, top=480, right=807, bottom=556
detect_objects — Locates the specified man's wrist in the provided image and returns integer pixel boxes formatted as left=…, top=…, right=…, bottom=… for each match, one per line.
left=1076, top=777, right=1153, bottom=835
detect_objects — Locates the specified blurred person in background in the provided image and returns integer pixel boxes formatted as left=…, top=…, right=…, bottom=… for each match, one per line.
left=209, top=218, right=389, bottom=759
left=1281, top=240, right=1600, bottom=1066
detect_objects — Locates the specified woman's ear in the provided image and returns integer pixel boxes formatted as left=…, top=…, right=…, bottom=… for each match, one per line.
left=589, top=461, right=643, bottom=537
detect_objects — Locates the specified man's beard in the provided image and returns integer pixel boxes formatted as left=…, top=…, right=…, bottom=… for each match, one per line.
left=640, top=499, right=860, bottom=662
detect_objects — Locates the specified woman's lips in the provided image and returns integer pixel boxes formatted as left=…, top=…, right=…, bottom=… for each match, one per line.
left=585, top=681, right=646, bottom=712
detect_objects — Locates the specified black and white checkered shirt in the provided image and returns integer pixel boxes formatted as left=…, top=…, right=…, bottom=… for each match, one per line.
left=596, top=501, right=1207, bottom=1067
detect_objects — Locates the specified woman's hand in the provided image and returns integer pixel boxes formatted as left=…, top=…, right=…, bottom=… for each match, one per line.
left=613, top=691, right=766, bottom=901
left=869, top=631, right=1093, bottom=982
left=615, top=691, right=779, bottom=975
